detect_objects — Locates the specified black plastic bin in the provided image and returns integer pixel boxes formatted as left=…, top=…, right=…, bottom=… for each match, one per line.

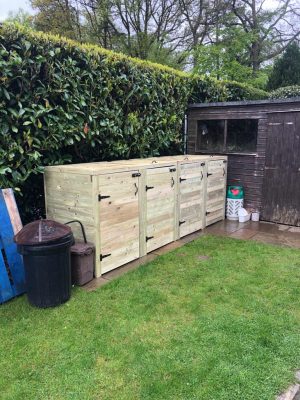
left=14, top=220, right=74, bottom=308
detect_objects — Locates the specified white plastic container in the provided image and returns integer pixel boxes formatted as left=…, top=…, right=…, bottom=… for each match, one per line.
left=251, top=211, right=260, bottom=222
left=238, top=208, right=251, bottom=223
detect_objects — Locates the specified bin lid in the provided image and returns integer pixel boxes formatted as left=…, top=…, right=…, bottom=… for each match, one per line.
left=14, top=219, right=72, bottom=245
left=71, top=241, right=94, bottom=256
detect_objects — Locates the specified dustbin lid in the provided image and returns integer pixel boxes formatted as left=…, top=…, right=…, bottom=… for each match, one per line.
left=14, top=219, right=72, bottom=245
left=71, top=242, right=94, bottom=256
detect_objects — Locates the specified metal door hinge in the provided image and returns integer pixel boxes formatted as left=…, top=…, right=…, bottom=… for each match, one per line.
left=180, top=177, right=187, bottom=183
left=132, top=172, right=141, bottom=178
left=146, top=185, right=154, bottom=191
left=169, top=167, right=176, bottom=172
left=179, top=220, right=186, bottom=226
left=98, top=194, right=111, bottom=201
left=100, top=253, right=111, bottom=261
left=146, top=236, right=154, bottom=242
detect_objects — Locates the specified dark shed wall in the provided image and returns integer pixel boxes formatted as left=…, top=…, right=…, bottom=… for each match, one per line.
left=187, top=99, right=300, bottom=213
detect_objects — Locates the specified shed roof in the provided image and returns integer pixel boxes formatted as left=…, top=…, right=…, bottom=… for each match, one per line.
left=188, top=97, right=300, bottom=109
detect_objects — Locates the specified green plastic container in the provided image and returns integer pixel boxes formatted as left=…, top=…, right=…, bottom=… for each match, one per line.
left=227, top=185, right=244, bottom=199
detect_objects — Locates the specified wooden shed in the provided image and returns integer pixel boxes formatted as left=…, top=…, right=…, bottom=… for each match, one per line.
left=187, top=98, right=300, bottom=226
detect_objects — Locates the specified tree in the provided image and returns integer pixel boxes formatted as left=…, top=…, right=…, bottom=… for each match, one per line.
left=267, top=42, right=300, bottom=90
left=30, top=0, right=82, bottom=40
left=194, top=26, right=270, bottom=88
left=230, top=0, right=300, bottom=72
left=6, top=8, right=35, bottom=28
left=110, top=0, right=183, bottom=58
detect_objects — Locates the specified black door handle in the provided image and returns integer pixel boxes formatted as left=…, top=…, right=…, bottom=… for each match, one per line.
left=171, top=177, right=175, bottom=187
left=146, top=185, right=154, bottom=191
left=180, top=177, right=187, bottom=183
left=134, top=183, right=138, bottom=196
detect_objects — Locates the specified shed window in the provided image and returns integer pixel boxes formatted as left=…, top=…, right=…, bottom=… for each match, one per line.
left=197, top=119, right=258, bottom=153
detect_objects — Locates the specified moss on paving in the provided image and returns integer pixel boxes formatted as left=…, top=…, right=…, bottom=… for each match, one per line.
left=1, top=235, right=300, bottom=400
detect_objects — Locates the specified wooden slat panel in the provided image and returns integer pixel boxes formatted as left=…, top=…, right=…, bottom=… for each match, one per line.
left=206, top=159, right=227, bottom=226
left=44, top=171, right=94, bottom=242
left=99, top=171, right=140, bottom=274
left=179, top=162, right=204, bottom=237
left=146, top=166, right=176, bottom=252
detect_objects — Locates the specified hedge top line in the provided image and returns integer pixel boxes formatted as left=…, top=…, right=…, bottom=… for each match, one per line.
left=1, top=22, right=267, bottom=98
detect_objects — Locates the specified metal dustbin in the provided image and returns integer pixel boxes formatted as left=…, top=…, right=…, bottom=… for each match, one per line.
left=14, top=220, right=74, bottom=308
left=66, top=221, right=94, bottom=286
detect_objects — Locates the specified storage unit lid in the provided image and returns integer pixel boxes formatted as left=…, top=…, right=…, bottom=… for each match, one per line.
left=14, top=220, right=72, bottom=245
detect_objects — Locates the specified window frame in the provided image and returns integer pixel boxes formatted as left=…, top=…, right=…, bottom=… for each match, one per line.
left=195, top=117, right=259, bottom=156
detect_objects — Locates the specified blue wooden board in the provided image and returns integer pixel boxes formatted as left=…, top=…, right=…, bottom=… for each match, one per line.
left=0, top=190, right=25, bottom=304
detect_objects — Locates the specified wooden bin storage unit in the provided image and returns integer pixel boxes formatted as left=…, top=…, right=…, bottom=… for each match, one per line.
left=44, top=155, right=227, bottom=277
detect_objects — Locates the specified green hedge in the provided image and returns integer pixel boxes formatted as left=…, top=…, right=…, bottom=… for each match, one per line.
left=0, top=23, right=267, bottom=221
left=269, top=85, right=300, bottom=99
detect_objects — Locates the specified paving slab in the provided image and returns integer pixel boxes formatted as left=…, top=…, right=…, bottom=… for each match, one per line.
left=206, top=220, right=246, bottom=234
left=251, top=232, right=300, bottom=248
left=276, top=384, right=300, bottom=400
left=229, top=228, right=258, bottom=240
left=289, top=227, right=300, bottom=234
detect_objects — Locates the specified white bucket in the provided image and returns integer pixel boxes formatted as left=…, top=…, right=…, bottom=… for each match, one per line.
left=251, top=212, right=260, bottom=222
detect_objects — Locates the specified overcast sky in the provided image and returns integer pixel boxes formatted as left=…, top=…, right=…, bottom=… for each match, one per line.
left=0, top=0, right=279, bottom=22
left=0, top=0, right=34, bottom=21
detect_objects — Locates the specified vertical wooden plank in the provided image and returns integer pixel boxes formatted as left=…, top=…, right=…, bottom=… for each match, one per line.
left=139, top=170, right=147, bottom=257
left=92, top=175, right=101, bottom=278
left=174, top=165, right=180, bottom=240
left=2, top=189, right=23, bottom=234
left=202, top=160, right=208, bottom=226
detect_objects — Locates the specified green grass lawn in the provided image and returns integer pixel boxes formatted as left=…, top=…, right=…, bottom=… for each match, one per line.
left=1, top=235, right=300, bottom=400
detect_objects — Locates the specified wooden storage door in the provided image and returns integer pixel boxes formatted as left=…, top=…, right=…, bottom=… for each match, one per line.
left=98, top=170, right=140, bottom=274
left=262, top=112, right=300, bottom=226
left=179, top=161, right=205, bottom=237
left=146, top=166, right=176, bottom=253
left=206, top=159, right=227, bottom=226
